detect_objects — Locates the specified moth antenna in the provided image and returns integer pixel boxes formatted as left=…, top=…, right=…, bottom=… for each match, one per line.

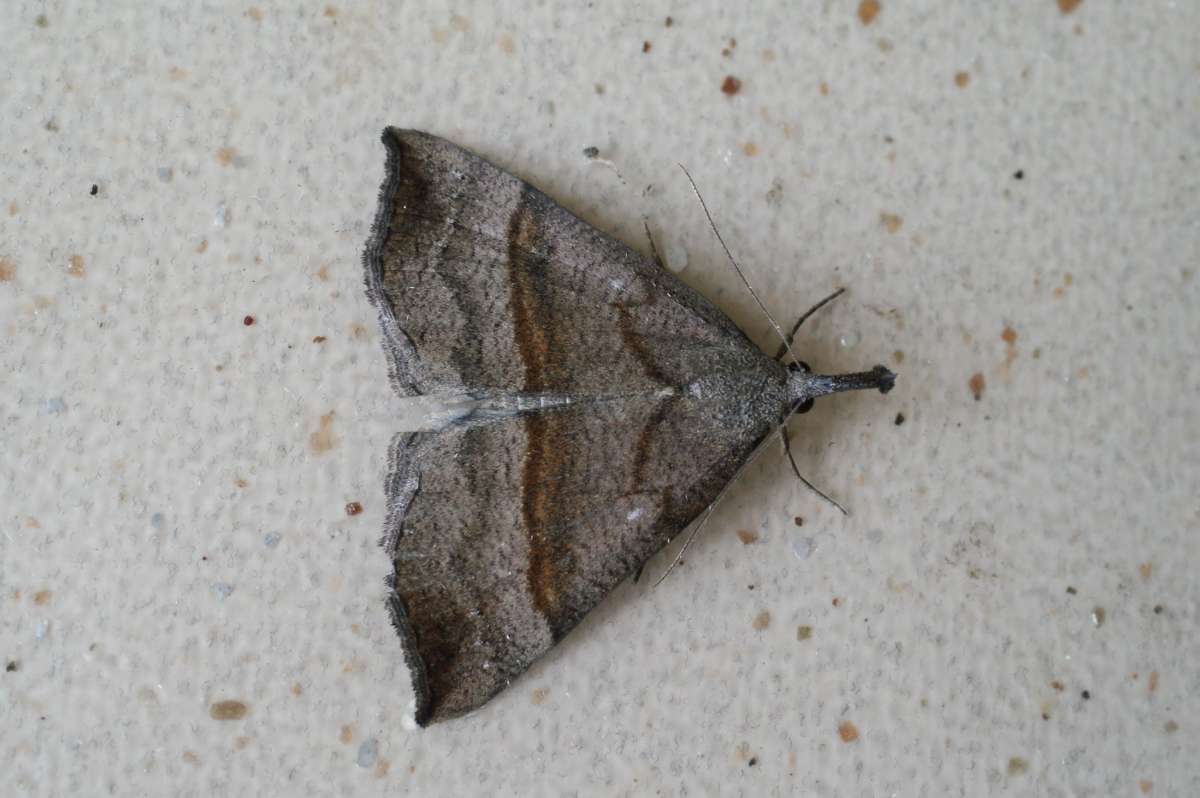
left=774, top=287, right=847, bottom=362
left=779, top=425, right=849, bottom=515
left=678, top=164, right=799, bottom=365
left=654, top=429, right=779, bottom=586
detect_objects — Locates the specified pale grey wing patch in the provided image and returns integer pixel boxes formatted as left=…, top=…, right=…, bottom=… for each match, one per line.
left=379, top=432, right=421, bottom=554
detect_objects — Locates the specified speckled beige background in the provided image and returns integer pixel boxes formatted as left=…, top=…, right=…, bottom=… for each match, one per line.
left=2, top=2, right=1197, bottom=796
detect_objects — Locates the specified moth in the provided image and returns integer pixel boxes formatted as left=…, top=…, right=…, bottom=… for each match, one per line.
left=363, top=129, right=895, bottom=725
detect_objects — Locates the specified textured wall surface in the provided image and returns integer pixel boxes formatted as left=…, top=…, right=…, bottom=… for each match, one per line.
left=2, top=2, right=1197, bottom=796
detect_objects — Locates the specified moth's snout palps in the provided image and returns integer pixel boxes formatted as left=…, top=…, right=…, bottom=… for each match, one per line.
left=788, top=363, right=896, bottom=408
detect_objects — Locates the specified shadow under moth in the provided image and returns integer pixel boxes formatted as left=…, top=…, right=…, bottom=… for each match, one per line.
left=363, top=129, right=895, bottom=726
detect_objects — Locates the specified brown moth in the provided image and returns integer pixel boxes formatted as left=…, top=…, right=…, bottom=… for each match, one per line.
left=363, top=129, right=894, bottom=725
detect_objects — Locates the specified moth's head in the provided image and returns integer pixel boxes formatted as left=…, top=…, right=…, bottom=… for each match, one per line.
left=786, top=360, right=816, bottom=414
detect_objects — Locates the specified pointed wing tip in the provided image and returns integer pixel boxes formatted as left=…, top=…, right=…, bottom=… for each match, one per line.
left=386, top=591, right=435, bottom=727
left=381, top=127, right=437, bottom=149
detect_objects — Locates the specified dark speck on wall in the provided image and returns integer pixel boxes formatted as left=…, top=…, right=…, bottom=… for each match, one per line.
left=894, top=412, right=905, bottom=426
left=721, top=75, right=742, bottom=95
left=1081, top=690, right=1090, bottom=700
left=90, top=184, right=99, bottom=196
left=345, top=501, right=364, bottom=516
left=243, top=315, right=255, bottom=326
left=1013, top=170, right=1024, bottom=180
left=209, top=700, right=249, bottom=720
left=748, top=757, right=758, bottom=767
left=5, top=660, right=18, bottom=672
left=1066, top=586, right=1077, bottom=594
left=582, top=146, right=600, bottom=159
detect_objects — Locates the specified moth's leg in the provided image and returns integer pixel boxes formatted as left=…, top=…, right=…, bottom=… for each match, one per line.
left=631, top=562, right=647, bottom=584
left=774, top=287, right=847, bottom=362
left=643, top=219, right=667, bottom=271
left=778, top=425, right=848, bottom=515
